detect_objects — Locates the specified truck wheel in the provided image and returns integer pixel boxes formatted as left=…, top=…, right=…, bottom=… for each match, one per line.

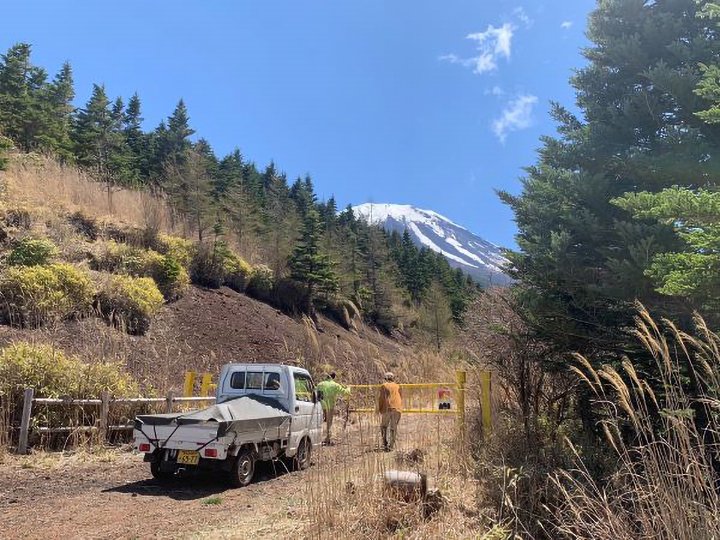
left=230, top=449, right=255, bottom=487
left=294, top=437, right=312, bottom=471
left=150, top=460, right=173, bottom=482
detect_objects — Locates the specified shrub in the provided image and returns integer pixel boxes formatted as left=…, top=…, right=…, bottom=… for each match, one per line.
left=246, top=264, right=274, bottom=302
left=223, top=251, right=253, bottom=293
left=153, top=256, right=190, bottom=300
left=7, top=238, right=58, bottom=266
left=97, top=218, right=144, bottom=246
left=96, top=275, right=164, bottom=335
left=0, top=342, right=139, bottom=400
left=0, top=342, right=139, bottom=446
left=153, top=234, right=195, bottom=268
left=190, top=242, right=225, bottom=288
left=91, top=241, right=187, bottom=301
left=0, top=263, right=94, bottom=327
left=91, top=240, right=161, bottom=276
left=190, top=240, right=250, bottom=291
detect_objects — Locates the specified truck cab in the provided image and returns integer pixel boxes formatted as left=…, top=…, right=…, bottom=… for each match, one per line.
left=215, top=363, right=323, bottom=458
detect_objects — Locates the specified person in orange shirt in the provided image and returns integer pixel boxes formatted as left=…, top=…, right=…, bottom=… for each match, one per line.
left=377, top=372, right=402, bottom=451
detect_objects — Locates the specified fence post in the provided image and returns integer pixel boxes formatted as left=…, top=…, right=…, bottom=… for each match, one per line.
left=183, top=372, right=196, bottom=397
left=481, top=371, right=492, bottom=436
left=455, top=370, right=466, bottom=435
left=17, top=387, right=34, bottom=454
left=99, top=390, right=110, bottom=443
left=165, top=391, right=175, bottom=413
left=199, top=373, right=213, bottom=396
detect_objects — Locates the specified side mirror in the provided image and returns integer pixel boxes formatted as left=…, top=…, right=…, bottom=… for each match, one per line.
left=314, top=389, right=324, bottom=403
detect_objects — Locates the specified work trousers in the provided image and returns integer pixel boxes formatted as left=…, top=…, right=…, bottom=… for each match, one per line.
left=380, top=409, right=401, bottom=449
left=324, top=407, right=335, bottom=442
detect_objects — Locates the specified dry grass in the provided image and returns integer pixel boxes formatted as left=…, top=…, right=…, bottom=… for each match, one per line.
left=302, top=414, right=487, bottom=539
left=546, top=307, right=720, bottom=540
left=2, top=154, right=174, bottom=232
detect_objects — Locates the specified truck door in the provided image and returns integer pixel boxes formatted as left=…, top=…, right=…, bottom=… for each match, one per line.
left=291, top=372, right=322, bottom=450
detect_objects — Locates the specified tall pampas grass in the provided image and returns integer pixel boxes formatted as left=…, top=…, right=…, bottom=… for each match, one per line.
left=551, top=305, right=720, bottom=539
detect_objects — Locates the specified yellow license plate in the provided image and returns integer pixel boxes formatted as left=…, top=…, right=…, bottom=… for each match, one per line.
left=177, top=450, right=200, bottom=465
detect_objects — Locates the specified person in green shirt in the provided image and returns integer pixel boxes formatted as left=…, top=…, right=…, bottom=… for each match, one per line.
left=316, top=372, right=350, bottom=445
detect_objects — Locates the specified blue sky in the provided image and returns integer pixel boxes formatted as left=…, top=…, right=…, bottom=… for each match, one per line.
left=1, top=0, right=596, bottom=248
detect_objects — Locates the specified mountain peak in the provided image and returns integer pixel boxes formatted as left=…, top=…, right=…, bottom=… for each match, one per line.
left=351, top=202, right=511, bottom=286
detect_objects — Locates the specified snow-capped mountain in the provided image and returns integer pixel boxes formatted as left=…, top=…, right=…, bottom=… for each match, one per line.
left=352, top=203, right=512, bottom=286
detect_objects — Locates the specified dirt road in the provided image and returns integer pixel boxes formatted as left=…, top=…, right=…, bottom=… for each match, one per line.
left=0, top=448, right=313, bottom=539
left=0, top=415, right=453, bottom=540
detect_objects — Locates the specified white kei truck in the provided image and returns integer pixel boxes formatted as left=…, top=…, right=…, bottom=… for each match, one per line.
left=133, top=363, right=323, bottom=487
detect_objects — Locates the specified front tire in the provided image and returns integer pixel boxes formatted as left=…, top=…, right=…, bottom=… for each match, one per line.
left=294, top=437, right=312, bottom=471
left=230, top=449, right=255, bottom=487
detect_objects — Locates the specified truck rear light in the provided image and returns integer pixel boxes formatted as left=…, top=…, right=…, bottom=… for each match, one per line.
left=204, top=448, right=218, bottom=458
left=139, top=443, right=151, bottom=452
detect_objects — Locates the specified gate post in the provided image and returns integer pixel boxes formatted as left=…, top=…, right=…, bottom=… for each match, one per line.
left=17, top=387, right=34, bottom=454
left=481, top=371, right=492, bottom=436
left=183, top=371, right=196, bottom=397
left=199, top=373, right=213, bottom=396
left=455, top=370, right=466, bottom=435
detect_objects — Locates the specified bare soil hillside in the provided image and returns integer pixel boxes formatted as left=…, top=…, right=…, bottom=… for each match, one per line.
left=0, top=285, right=417, bottom=390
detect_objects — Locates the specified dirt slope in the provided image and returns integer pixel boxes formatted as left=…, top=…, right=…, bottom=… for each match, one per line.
left=0, top=285, right=410, bottom=389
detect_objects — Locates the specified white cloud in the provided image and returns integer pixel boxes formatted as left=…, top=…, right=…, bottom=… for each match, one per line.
left=485, top=85, right=505, bottom=96
left=440, top=23, right=515, bottom=74
left=560, top=20, right=573, bottom=29
left=513, top=7, right=533, bottom=28
left=492, top=94, right=538, bottom=143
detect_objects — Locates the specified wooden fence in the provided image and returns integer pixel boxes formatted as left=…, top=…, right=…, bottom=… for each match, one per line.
left=16, top=388, right=216, bottom=454
left=15, top=370, right=492, bottom=454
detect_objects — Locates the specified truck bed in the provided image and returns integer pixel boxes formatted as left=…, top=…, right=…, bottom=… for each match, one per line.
left=135, top=395, right=292, bottom=447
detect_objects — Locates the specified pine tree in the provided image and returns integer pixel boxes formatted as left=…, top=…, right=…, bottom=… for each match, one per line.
left=501, top=0, right=720, bottom=367
left=0, top=43, right=34, bottom=150
left=123, top=92, right=148, bottom=183
left=266, top=176, right=300, bottom=277
left=72, top=84, right=131, bottom=209
left=216, top=149, right=263, bottom=254
left=289, top=207, right=338, bottom=318
left=419, top=281, right=454, bottom=352
left=0, top=43, right=50, bottom=152
left=0, top=133, right=12, bottom=170
left=154, top=99, right=194, bottom=185
left=164, top=145, right=214, bottom=241
left=41, top=61, right=74, bottom=160
left=614, top=188, right=720, bottom=318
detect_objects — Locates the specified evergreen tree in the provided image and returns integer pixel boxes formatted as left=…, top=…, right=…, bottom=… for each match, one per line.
left=419, top=281, right=454, bottom=352
left=614, top=188, right=720, bottom=318
left=72, top=84, right=131, bottom=209
left=216, top=149, right=263, bottom=254
left=164, top=145, right=214, bottom=241
left=154, top=99, right=194, bottom=184
left=501, top=0, right=720, bottom=368
left=0, top=133, right=11, bottom=170
left=123, top=92, right=148, bottom=182
left=41, top=61, right=74, bottom=160
left=289, top=207, right=338, bottom=318
left=0, top=43, right=35, bottom=150
left=263, top=166, right=299, bottom=277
